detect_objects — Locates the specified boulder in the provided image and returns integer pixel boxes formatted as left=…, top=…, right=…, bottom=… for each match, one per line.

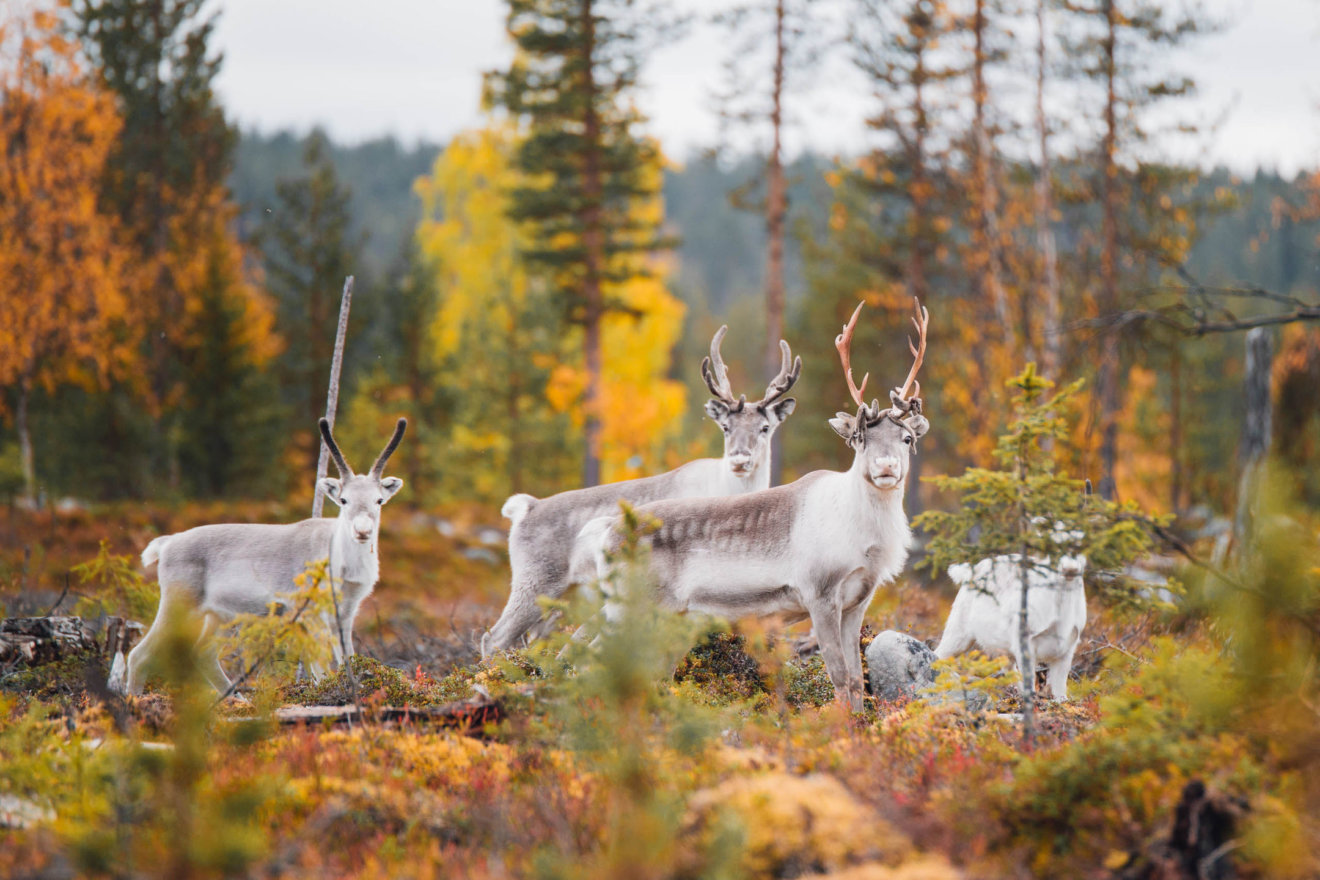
left=865, top=631, right=938, bottom=702
left=865, top=630, right=989, bottom=711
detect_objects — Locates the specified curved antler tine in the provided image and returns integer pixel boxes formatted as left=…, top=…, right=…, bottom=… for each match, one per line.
left=896, top=297, right=928, bottom=402
left=369, top=418, right=408, bottom=479
left=319, top=418, right=352, bottom=478
left=834, top=301, right=869, bottom=409
left=758, top=339, right=802, bottom=407
left=701, top=324, right=737, bottom=404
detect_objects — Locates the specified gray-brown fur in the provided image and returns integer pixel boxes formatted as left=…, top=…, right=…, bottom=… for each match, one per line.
left=588, top=298, right=932, bottom=711
left=482, top=327, right=801, bottom=658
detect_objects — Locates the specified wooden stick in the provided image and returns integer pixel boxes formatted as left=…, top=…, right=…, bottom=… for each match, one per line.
left=312, top=276, right=355, bottom=518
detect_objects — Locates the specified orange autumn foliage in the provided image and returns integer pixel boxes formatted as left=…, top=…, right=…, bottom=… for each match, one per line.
left=0, top=6, right=134, bottom=402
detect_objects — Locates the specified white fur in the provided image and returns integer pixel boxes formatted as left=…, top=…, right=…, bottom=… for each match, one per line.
left=591, top=409, right=928, bottom=711
left=120, top=463, right=404, bottom=697
left=935, top=554, right=1088, bottom=700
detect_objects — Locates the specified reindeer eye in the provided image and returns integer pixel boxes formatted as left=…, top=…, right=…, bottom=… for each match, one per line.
left=376, top=498, right=383, bottom=505
left=760, top=426, right=769, bottom=434
left=903, top=435, right=913, bottom=445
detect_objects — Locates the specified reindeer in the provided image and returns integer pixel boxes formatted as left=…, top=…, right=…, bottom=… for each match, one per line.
left=119, top=418, right=407, bottom=696
left=587, top=300, right=930, bottom=710
left=481, top=327, right=801, bottom=658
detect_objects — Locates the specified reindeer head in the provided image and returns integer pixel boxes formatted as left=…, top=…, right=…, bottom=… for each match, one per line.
left=317, top=418, right=407, bottom=543
left=828, top=299, right=930, bottom=491
left=702, top=326, right=802, bottom=478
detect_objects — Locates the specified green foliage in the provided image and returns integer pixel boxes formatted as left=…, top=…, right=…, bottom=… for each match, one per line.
left=213, top=559, right=337, bottom=697
left=915, top=366, right=1162, bottom=605
left=256, top=130, right=365, bottom=472
left=71, top=539, right=158, bottom=621
left=672, top=630, right=768, bottom=707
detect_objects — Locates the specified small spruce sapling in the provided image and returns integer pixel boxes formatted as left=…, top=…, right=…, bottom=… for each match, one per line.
left=914, top=366, right=1163, bottom=739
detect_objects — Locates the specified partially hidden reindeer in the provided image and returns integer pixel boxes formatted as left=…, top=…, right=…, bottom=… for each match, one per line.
left=587, top=300, right=930, bottom=710
left=120, top=418, right=407, bottom=696
left=481, top=327, right=801, bottom=658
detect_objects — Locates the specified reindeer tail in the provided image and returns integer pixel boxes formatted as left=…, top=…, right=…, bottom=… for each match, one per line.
left=501, top=494, right=537, bottom=527
left=141, top=536, right=171, bottom=569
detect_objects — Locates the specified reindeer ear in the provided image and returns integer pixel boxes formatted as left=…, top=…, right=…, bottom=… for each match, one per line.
left=829, top=412, right=857, bottom=443
left=318, top=478, right=343, bottom=507
left=770, top=397, right=796, bottom=422
left=906, top=414, right=930, bottom=439
left=705, top=399, right=731, bottom=422
left=380, top=477, right=403, bottom=501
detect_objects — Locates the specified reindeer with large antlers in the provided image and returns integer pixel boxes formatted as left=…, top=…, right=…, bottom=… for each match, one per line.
left=585, top=299, right=930, bottom=710
left=481, top=328, right=801, bottom=657
left=119, top=418, right=408, bottom=695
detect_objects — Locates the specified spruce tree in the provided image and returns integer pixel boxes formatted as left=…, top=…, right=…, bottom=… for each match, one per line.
left=256, top=131, right=363, bottom=473
left=485, top=0, right=676, bottom=487
left=69, top=0, right=278, bottom=497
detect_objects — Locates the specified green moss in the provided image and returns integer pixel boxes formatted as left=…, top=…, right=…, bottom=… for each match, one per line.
left=781, top=656, right=835, bottom=710
left=673, top=631, right=767, bottom=706
left=0, top=650, right=102, bottom=702
left=281, top=655, right=431, bottom=707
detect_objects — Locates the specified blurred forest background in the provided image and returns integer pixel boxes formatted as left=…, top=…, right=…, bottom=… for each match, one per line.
left=3, top=0, right=1319, bottom=521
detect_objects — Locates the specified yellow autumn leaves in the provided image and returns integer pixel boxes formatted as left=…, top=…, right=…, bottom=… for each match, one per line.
left=414, top=122, right=687, bottom=497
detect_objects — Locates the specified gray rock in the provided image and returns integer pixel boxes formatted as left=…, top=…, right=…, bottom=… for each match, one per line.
left=865, top=630, right=990, bottom=711
left=866, top=631, right=937, bottom=701
left=459, top=546, right=501, bottom=566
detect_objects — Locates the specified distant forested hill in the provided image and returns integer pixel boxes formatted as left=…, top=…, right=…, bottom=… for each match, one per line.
left=230, top=130, right=443, bottom=280
left=231, top=129, right=1316, bottom=316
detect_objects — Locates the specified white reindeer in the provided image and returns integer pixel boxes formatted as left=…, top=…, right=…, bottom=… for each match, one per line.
left=480, top=327, right=801, bottom=657
left=120, top=418, right=406, bottom=696
left=587, top=300, right=930, bottom=710
left=935, top=552, right=1087, bottom=701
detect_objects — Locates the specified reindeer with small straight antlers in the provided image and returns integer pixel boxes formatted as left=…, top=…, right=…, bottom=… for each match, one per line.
left=586, top=299, right=930, bottom=710
left=119, top=418, right=407, bottom=696
left=481, top=327, right=801, bottom=658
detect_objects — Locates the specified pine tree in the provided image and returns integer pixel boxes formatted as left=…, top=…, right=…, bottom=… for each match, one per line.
left=1057, top=0, right=1211, bottom=499
left=712, top=0, right=827, bottom=484
left=256, top=130, right=363, bottom=472
left=0, top=6, right=131, bottom=503
left=485, top=0, right=677, bottom=487
left=70, top=0, right=278, bottom=496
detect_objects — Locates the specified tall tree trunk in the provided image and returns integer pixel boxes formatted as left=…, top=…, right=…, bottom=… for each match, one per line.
left=1096, top=0, right=1121, bottom=500
left=1170, top=345, right=1183, bottom=513
left=971, top=0, right=1011, bottom=349
left=1035, top=0, right=1062, bottom=379
left=580, top=0, right=604, bottom=488
left=910, top=45, right=929, bottom=304
left=16, top=376, right=35, bottom=505
left=1234, top=327, right=1273, bottom=551
left=766, top=0, right=788, bottom=485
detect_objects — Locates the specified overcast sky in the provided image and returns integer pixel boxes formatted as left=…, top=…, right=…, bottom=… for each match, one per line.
left=211, top=0, right=1320, bottom=175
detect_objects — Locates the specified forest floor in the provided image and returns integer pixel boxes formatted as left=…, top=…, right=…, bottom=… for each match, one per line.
left=0, top=501, right=1312, bottom=879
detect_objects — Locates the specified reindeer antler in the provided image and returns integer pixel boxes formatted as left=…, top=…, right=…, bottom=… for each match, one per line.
left=895, top=297, right=928, bottom=404
left=835, top=302, right=870, bottom=409
left=319, top=418, right=353, bottom=479
left=369, top=418, right=408, bottom=479
left=756, top=339, right=802, bottom=408
left=702, top=325, right=744, bottom=410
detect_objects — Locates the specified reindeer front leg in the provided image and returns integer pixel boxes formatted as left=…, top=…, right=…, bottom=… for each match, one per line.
left=807, top=599, right=862, bottom=712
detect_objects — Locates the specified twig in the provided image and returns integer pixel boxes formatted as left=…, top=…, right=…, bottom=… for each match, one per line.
left=211, top=593, right=317, bottom=709
left=44, top=572, right=70, bottom=616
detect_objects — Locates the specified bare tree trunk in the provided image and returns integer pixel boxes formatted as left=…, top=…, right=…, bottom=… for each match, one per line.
left=972, top=0, right=1011, bottom=349
left=312, top=276, right=354, bottom=518
left=16, top=376, right=34, bottom=505
left=1035, top=0, right=1062, bottom=379
left=766, top=0, right=788, bottom=485
left=1171, top=346, right=1183, bottom=513
left=1096, top=0, right=1122, bottom=500
left=580, top=0, right=604, bottom=488
left=1234, top=327, right=1273, bottom=550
